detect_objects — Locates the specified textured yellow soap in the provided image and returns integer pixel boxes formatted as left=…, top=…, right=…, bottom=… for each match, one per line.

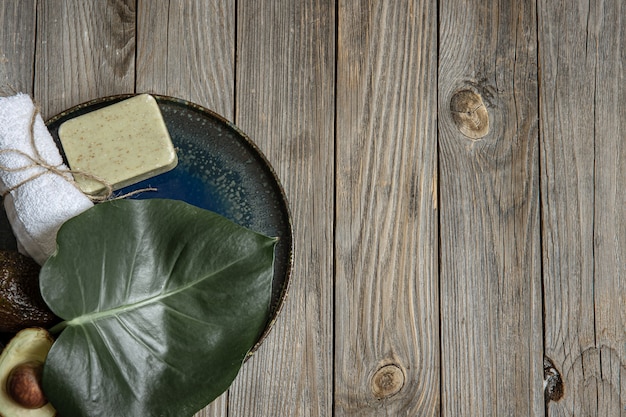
left=58, top=94, right=178, bottom=195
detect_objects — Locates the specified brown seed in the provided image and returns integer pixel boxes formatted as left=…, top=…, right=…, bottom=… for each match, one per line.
left=6, top=360, right=48, bottom=409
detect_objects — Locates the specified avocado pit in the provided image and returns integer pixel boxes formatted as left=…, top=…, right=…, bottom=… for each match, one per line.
left=7, top=361, right=47, bottom=409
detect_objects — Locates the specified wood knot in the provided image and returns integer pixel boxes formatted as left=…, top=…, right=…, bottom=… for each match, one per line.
left=450, top=89, right=489, bottom=139
left=371, top=364, right=405, bottom=400
left=544, top=356, right=564, bottom=403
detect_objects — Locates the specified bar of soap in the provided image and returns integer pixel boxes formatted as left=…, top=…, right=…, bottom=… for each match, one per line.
left=58, top=94, right=178, bottom=195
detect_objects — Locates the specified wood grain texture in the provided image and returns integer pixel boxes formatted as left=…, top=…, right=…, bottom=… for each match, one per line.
left=539, top=0, right=626, bottom=414
left=0, top=1, right=36, bottom=94
left=34, top=0, right=135, bottom=119
left=0, top=1, right=624, bottom=415
left=229, top=1, right=335, bottom=416
left=438, top=1, right=543, bottom=416
left=335, top=1, right=439, bottom=415
left=136, top=0, right=234, bottom=118
left=0, top=1, right=36, bottom=251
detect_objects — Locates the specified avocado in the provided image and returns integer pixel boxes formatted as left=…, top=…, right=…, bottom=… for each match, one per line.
left=0, top=328, right=56, bottom=417
left=0, top=252, right=59, bottom=333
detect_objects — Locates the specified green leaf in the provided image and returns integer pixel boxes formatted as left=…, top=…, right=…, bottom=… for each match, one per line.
left=39, top=199, right=276, bottom=417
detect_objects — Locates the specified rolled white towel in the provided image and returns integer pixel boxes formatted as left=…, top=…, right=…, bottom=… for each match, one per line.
left=0, top=93, right=93, bottom=264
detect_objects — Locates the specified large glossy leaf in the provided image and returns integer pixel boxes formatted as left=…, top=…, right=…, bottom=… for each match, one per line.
left=39, top=199, right=276, bottom=417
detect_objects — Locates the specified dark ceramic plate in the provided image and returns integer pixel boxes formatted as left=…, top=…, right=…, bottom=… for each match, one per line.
left=44, top=94, right=292, bottom=353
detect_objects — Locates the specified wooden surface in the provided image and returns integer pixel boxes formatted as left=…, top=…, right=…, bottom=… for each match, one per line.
left=335, top=1, right=438, bottom=415
left=439, top=0, right=544, bottom=415
left=539, top=0, right=626, bottom=415
left=0, top=0, right=624, bottom=416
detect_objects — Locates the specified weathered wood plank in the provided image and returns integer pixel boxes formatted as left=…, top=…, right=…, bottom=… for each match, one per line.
left=593, top=0, right=626, bottom=412
left=0, top=1, right=37, bottom=250
left=539, top=0, right=626, bottom=414
left=136, top=0, right=234, bottom=118
left=335, top=1, right=439, bottom=415
left=229, top=1, right=335, bottom=416
left=34, top=0, right=136, bottom=119
left=438, top=1, right=543, bottom=416
left=0, top=1, right=36, bottom=95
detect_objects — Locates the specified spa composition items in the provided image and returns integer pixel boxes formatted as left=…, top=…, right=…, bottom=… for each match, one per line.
left=0, top=93, right=178, bottom=265
left=0, top=92, right=278, bottom=417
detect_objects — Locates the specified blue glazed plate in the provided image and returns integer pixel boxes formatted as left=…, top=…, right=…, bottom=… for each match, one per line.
left=46, top=94, right=292, bottom=353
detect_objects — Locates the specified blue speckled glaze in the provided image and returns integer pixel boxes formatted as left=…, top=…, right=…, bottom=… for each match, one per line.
left=46, top=95, right=292, bottom=351
left=118, top=106, right=257, bottom=229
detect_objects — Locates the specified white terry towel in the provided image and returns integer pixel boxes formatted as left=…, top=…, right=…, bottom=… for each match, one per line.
left=0, top=93, right=93, bottom=264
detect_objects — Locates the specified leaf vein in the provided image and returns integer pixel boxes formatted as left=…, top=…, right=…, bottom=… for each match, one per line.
left=161, top=303, right=216, bottom=327
left=115, top=315, right=188, bottom=378
left=89, top=322, right=140, bottom=401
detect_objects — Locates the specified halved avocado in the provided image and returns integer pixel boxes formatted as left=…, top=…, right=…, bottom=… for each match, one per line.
left=0, top=328, right=56, bottom=417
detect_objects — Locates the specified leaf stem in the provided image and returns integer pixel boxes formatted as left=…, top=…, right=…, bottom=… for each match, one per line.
left=49, top=321, right=68, bottom=335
